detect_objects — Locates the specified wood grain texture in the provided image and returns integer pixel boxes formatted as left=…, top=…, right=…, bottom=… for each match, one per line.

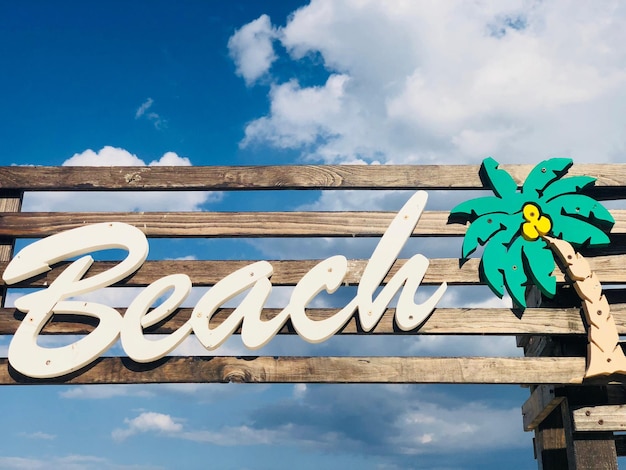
left=3, top=255, right=626, bottom=287
left=572, top=405, right=626, bottom=431
left=0, top=191, right=22, bottom=261
left=0, top=190, right=22, bottom=308
left=3, top=305, right=622, bottom=335
left=2, top=164, right=626, bottom=190
left=2, top=210, right=625, bottom=238
left=522, top=385, right=565, bottom=431
left=0, top=211, right=461, bottom=237
left=0, top=356, right=592, bottom=385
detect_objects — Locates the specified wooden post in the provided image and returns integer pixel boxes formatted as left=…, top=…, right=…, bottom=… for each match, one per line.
left=533, top=400, right=568, bottom=469
left=522, top=287, right=620, bottom=469
left=0, top=190, right=22, bottom=307
left=527, top=386, right=621, bottom=469
left=561, top=387, right=619, bottom=470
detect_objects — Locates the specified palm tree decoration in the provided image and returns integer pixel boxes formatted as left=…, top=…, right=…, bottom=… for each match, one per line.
left=450, top=157, right=626, bottom=377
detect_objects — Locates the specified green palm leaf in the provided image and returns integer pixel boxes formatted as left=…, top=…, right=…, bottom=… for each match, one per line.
left=522, top=239, right=556, bottom=298
left=502, top=236, right=529, bottom=308
left=480, top=226, right=519, bottom=298
left=544, top=194, right=614, bottom=230
left=479, top=157, right=518, bottom=198
left=522, top=158, right=572, bottom=197
left=541, top=175, right=596, bottom=202
left=450, top=195, right=522, bottom=221
left=549, top=213, right=611, bottom=246
left=462, top=213, right=518, bottom=258
left=480, top=246, right=505, bottom=298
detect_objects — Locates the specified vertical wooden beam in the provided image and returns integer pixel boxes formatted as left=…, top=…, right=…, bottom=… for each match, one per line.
left=531, top=389, right=620, bottom=470
left=522, top=287, right=620, bottom=469
left=533, top=402, right=569, bottom=469
left=0, top=189, right=23, bottom=307
left=561, top=388, right=619, bottom=470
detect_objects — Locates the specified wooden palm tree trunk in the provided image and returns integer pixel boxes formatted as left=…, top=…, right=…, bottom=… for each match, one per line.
left=545, top=236, right=626, bottom=377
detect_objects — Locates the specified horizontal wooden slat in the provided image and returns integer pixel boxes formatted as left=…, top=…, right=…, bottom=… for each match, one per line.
left=0, top=356, right=596, bottom=385
left=3, top=305, right=620, bottom=336
left=572, top=405, right=626, bottom=431
left=3, top=256, right=626, bottom=287
left=2, top=164, right=626, bottom=191
left=1, top=258, right=472, bottom=286
left=2, top=210, right=626, bottom=238
left=0, top=211, right=461, bottom=237
left=0, top=192, right=22, bottom=259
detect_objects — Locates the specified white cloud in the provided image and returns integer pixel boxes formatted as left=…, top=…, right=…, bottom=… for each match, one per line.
left=135, top=98, right=165, bottom=129
left=0, top=455, right=161, bottom=470
left=60, top=385, right=154, bottom=400
left=112, top=411, right=284, bottom=446
left=389, top=402, right=524, bottom=455
left=108, top=386, right=529, bottom=460
left=112, top=411, right=183, bottom=441
left=18, top=431, right=56, bottom=440
left=228, top=14, right=278, bottom=86
left=23, top=146, right=221, bottom=211
left=293, top=383, right=307, bottom=399
left=62, top=146, right=190, bottom=167
left=242, top=75, right=354, bottom=156
left=179, top=425, right=284, bottom=445
left=135, top=97, right=154, bottom=119
left=233, top=0, right=626, bottom=165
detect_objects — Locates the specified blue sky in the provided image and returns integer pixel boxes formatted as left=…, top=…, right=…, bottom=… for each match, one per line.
left=2, top=1, right=626, bottom=469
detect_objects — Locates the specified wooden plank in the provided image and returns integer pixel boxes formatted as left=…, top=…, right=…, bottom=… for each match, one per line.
left=0, top=190, right=22, bottom=308
left=0, top=258, right=480, bottom=286
left=615, top=434, right=626, bottom=456
left=3, top=210, right=626, bottom=238
left=0, top=305, right=610, bottom=336
left=0, top=191, right=22, bottom=260
left=0, top=210, right=461, bottom=237
left=522, top=385, right=565, bottom=431
left=2, top=164, right=626, bottom=190
left=572, top=405, right=626, bottom=432
left=3, top=256, right=626, bottom=287
left=0, top=356, right=594, bottom=385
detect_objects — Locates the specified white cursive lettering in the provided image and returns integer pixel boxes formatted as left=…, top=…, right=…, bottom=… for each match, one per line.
left=2, top=191, right=447, bottom=378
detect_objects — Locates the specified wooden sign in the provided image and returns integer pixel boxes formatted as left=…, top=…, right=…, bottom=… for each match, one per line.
left=2, top=160, right=626, bottom=469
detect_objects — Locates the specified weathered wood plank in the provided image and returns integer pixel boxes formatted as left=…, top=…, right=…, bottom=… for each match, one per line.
left=615, top=434, right=626, bottom=456
left=1, top=305, right=617, bottom=335
left=522, top=385, right=565, bottom=431
left=0, top=356, right=594, bottom=385
left=2, top=210, right=625, bottom=238
left=0, top=211, right=460, bottom=237
left=0, top=190, right=22, bottom=308
left=0, top=258, right=474, bottom=286
left=2, top=164, right=626, bottom=190
left=0, top=191, right=22, bottom=261
left=3, top=256, right=626, bottom=287
left=572, top=405, right=626, bottom=432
